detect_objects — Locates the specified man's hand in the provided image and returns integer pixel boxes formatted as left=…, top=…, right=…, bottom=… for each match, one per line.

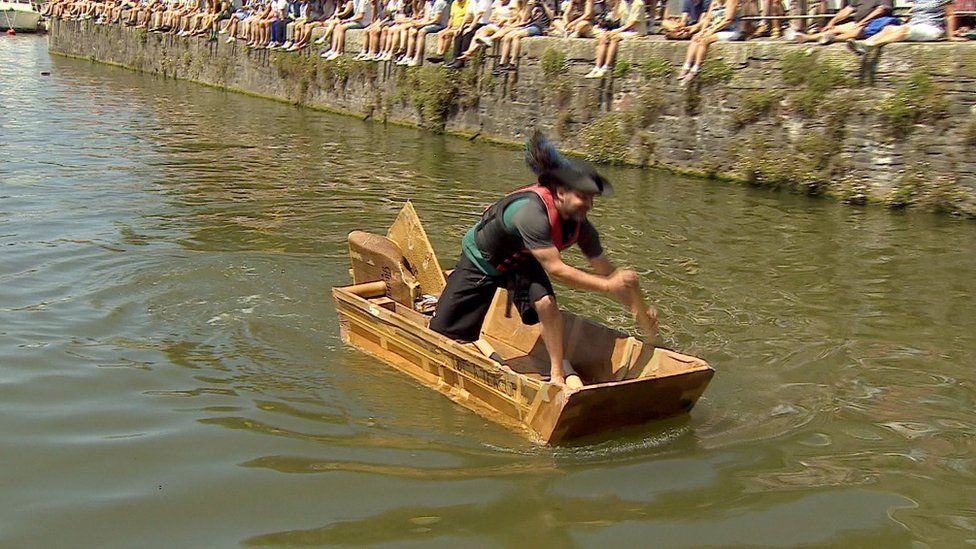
left=605, top=268, right=638, bottom=294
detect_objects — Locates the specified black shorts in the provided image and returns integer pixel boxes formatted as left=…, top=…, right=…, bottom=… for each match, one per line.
left=429, top=254, right=555, bottom=342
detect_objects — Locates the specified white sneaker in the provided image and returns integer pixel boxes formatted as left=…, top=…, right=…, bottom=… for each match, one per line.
left=225, top=36, right=235, bottom=43
left=406, top=58, right=419, bottom=67
left=395, top=57, right=409, bottom=65
left=354, top=52, right=367, bottom=60
left=818, top=30, right=835, bottom=45
left=313, top=36, right=326, bottom=45
left=320, top=49, right=333, bottom=58
left=218, top=28, right=226, bottom=34
left=327, top=50, right=340, bottom=60
left=583, top=67, right=600, bottom=78
left=281, top=41, right=292, bottom=49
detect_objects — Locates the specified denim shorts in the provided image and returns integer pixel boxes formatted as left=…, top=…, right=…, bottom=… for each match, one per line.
left=521, top=23, right=543, bottom=36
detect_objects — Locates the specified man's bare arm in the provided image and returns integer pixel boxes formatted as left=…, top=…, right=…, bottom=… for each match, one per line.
left=530, top=247, right=613, bottom=291
left=530, top=247, right=637, bottom=295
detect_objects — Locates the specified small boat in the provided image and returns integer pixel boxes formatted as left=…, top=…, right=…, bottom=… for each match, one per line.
left=1, top=0, right=41, bottom=32
left=332, top=203, right=714, bottom=444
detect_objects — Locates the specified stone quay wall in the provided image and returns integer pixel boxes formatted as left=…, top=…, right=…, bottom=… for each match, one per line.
left=49, top=19, right=976, bottom=215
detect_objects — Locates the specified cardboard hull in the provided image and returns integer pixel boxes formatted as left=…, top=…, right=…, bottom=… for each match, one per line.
left=333, top=285, right=714, bottom=445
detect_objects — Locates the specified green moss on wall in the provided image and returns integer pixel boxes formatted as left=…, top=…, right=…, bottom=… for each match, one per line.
left=884, top=167, right=976, bottom=216
left=732, top=89, right=783, bottom=128
left=612, top=59, right=632, bottom=79
left=698, top=57, right=733, bottom=85
left=539, top=48, right=569, bottom=79
left=877, top=71, right=949, bottom=140
left=781, top=50, right=849, bottom=117
left=579, top=114, right=630, bottom=164
left=640, top=56, right=673, bottom=81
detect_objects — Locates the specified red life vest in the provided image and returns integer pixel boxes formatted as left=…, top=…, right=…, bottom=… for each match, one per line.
left=474, top=184, right=581, bottom=274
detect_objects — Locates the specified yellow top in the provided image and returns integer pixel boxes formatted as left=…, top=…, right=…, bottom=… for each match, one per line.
left=449, top=0, right=469, bottom=27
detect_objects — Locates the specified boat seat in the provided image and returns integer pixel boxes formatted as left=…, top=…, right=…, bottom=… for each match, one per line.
left=347, top=231, right=420, bottom=307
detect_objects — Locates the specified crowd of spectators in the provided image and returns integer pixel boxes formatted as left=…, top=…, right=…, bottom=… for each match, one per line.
left=44, top=0, right=973, bottom=82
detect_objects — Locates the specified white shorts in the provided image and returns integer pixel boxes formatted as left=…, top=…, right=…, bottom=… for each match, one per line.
left=905, top=22, right=944, bottom=41
left=715, top=30, right=741, bottom=41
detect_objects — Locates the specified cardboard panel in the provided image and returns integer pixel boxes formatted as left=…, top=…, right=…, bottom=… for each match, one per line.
left=387, top=202, right=447, bottom=296
left=348, top=231, right=419, bottom=306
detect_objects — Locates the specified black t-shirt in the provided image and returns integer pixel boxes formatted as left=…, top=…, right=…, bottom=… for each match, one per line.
left=508, top=195, right=603, bottom=257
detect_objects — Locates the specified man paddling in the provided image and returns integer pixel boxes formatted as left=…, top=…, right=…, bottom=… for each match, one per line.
left=430, top=131, right=657, bottom=387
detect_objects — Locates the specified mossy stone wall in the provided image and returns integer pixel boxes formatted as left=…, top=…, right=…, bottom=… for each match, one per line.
left=49, top=19, right=976, bottom=215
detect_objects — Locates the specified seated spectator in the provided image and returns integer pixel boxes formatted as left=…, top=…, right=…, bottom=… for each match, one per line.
left=221, top=0, right=252, bottom=41
left=750, top=0, right=784, bottom=38
left=443, top=0, right=491, bottom=67
left=426, top=0, right=469, bottom=63
left=493, top=0, right=553, bottom=74
left=585, top=0, right=648, bottom=78
left=661, top=0, right=709, bottom=39
left=266, top=0, right=296, bottom=47
left=847, top=0, right=964, bottom=53
left=570, top=0, right=628, bottom=38
left=238, top=0, right=269, bottom=44
left=322, top=0, right=374, bottom=58
left=790, top=0, right=895, bottom=44
left=356, top=0, right=397, bottom=59
left=280, top=0, right=308, bottom=48
left=184, top=0, right=220, bottom=36
left=396, top=0, right=451, bottom=66
left=312, top=0, right=354, bottom=47
left=447, top=0, right=517, bottom=62
left=247, top=0, right=277, bottom=46
left=205, top=0, right=233, bottom=37
left=374, top=0, right=422, bottom=60
left=288, top=1, right=334, bottom=50
left=550, top=0, right=586, bottom=35
left=677, top=0, right=741, bottom=86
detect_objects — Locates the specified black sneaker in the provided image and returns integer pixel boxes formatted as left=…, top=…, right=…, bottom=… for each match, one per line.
left=491, top=64, right=505, bottom=76
left=426, top=55, right=444, bottom=63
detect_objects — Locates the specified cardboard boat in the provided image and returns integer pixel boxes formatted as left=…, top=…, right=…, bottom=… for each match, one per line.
left=332, top=203, right=714, bottom=444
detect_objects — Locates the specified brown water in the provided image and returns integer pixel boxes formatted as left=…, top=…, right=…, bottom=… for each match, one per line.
left=2, top=35, right=975, bottom=547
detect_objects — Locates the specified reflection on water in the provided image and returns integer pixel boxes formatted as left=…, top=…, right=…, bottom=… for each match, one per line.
left=1, top=35, right=975, bottom=546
